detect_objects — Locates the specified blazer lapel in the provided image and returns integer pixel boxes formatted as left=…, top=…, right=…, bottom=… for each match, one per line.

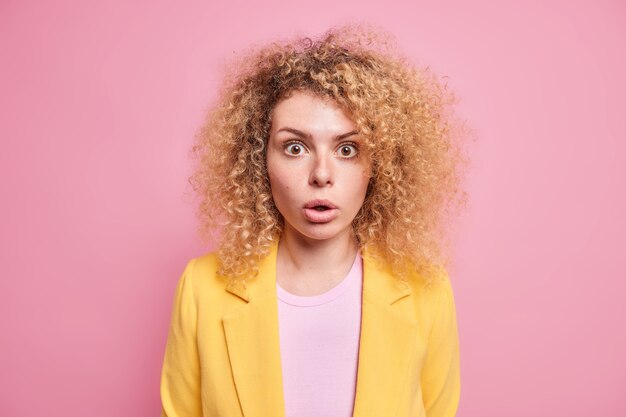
left=222, top=241, right=417, bottom=417
left=222, top=242, right=286, bottom=417
left=352, top=249, right=418, bottom=417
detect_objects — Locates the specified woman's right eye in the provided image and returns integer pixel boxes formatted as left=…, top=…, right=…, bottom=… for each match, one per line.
left=285, top=142, right=306, bottom=156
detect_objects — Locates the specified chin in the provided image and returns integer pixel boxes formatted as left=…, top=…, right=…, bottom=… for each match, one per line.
left=293, top=223, right=350, bottom=242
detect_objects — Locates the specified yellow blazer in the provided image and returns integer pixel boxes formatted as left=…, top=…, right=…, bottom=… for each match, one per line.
left=160, top=241, right=460, bottom=417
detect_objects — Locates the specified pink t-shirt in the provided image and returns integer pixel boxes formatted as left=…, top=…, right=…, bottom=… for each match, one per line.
left=276, top=253, right=363, bottom=417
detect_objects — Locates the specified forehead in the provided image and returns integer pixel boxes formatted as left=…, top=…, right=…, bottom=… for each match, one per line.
left=270, top=91, right=356, bottom=133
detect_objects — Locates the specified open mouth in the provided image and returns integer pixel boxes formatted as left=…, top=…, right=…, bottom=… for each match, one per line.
left=303, top=203, right=338, bottom=222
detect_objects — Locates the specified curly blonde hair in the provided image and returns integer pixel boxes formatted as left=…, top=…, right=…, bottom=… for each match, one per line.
left=189, top=24, right=469, bottom=285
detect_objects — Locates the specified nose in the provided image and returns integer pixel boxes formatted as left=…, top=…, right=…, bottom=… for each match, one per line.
left=309, top=153, right=333, bottom=187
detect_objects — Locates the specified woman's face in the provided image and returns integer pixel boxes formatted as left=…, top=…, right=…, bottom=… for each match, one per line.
left=266, top=90, right=371, bottom=244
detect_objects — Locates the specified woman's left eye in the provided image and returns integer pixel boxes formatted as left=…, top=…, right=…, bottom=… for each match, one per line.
left=337, top=144, right=358, bottom=158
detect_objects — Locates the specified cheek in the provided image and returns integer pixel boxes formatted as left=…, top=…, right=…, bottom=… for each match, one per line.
left=267, top=168, right=295, bottom=207
left=347, top=166, right=371, bottom=195
left=352, top=172, right=371, bottom=210
left=268, top=156, right=301, bottom=192
left=268, top=167, right=290, bottom=189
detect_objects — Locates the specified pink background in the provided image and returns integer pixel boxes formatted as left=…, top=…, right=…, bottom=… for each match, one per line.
left=1, top=0, right=624, bottom=416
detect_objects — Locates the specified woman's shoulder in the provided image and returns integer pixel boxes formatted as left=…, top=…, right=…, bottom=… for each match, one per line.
left=178, top=249, right=227, bottom=293
left=406, top=264, right=457, bottom=316
left=189, top=249, right=220, bottom=273
left=410, top=264, right=453, bottom=291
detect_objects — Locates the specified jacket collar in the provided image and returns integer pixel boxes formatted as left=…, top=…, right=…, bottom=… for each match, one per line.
left=222, top=240, right=417, bottom=417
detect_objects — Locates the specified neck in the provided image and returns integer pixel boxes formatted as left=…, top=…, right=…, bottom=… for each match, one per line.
left=275, top=225, right=360, bottom=293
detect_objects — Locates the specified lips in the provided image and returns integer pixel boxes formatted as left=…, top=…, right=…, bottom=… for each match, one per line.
left=303, top=199, right=337, bottom=210
left=302, top=199, right=339, bottom=223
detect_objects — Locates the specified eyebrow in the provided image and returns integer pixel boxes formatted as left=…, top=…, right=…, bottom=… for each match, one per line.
left=275, top=127, right=359, bottom=141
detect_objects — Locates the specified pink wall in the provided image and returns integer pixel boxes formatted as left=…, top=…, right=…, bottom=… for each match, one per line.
left=1, top=0, right=624, bottom=416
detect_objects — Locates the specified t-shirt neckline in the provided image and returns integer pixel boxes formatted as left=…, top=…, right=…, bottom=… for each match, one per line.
left=276, top=252, right=362, bottom=307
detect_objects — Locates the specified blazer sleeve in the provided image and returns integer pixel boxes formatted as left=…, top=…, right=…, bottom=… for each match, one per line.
left=160, top=259, right=203, bottom=417
left=420, top=269, right=461, bottom=417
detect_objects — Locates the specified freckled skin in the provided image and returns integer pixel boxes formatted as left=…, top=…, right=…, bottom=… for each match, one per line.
left=266, top=91, right=371, bottom=244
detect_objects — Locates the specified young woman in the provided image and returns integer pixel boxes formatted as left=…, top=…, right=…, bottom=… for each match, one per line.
left=160, top=25, right=467, bottom=417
